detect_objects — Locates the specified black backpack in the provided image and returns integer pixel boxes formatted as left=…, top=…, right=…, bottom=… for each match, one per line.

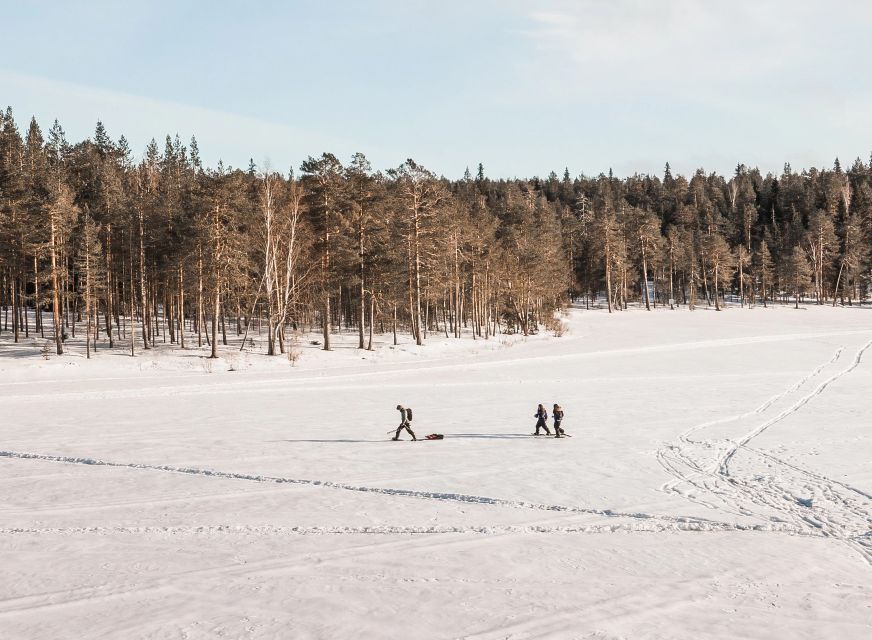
left=406, top=408, right=413, bottom=421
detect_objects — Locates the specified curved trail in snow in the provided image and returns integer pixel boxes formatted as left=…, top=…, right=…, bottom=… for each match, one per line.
left=656, top=338, right=872, bottom=564
left=719, top=339, right=872, bottom=475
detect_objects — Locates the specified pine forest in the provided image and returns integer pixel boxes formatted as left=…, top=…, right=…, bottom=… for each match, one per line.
left=2, top=108, right=871, bottom=358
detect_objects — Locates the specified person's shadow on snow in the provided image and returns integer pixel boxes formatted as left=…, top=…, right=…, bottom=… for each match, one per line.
left=268, top=434, right=530, bottom=443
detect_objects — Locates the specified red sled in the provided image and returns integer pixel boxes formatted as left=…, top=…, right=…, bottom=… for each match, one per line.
left=424, top=434, right=444, bottom=440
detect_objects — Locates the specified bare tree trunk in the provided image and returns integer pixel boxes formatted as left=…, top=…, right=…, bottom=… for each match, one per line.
left=33, top=255, right=42, bottom=337
left=22, top=279, right=29, bottom=338
left=367, top=294, right=374, bottom=351
left=689, top=263, right=697, bottom=311
left=197, top=247, right=203, bottom=348
left=442, top=297, right=449, bottom=337
left=210, top=279, right=220, bottom=359
left=50, top=214, right=64, bottom=354
left=322, top=191, right=332, bottom=351
left=413, top=209, right=423, bottom=346
left=604, top=240, right=613, bottom=313
left=471, top=271, right=477, bottom=340
left=166, top=287, right=175, bottom=343
left=702, top=260, right=711, bottom=307
left=668, top=240, right=675, bottom=309
left=358, top=227, right=366, bottom=349
left=453, top=232, right=460, bottom=337
left=128, top=229, right=136, bottom=356
left=221, top=301, right=227, bottom=345
left=407, top=238, right=416, bottom=342
left=641, top=240, right=651, bottom=311
left=713, top=262, right=721, bottom=311
left=620, top=267, right=627, bottom=310
left=263, top=174, right=277, bottom=356
left=203, top=306, right=211, bottom=346
left=762, top=271, right=767, bottom=308
left=323, top=296, right=331, bottom=350
left=84, top=234, right=92, bottom=359
left=63, top=264, right=71, bottom=335
left=154, top=285, right=162, bottom=343
left=12, top=273, right=19, bottom=343
left=105, top=226, right=114, bottom=347
left=138, top=208, right=149, bottom=350
left=178, top=264, right=186, bottom=348
left=484, top=266, right=491, bottom=339
left=832, top=261, right=845, bottom=307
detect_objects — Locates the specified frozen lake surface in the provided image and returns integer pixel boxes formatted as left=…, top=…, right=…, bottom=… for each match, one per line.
left=1, top=305, right=871, bottom=639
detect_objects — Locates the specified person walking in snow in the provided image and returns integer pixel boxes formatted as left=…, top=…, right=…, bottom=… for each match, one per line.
left=393, top=404, right=417, bottom=441
left=533, top=403, right=551, bottom=435
left=552, top=403, right=565, bottom=438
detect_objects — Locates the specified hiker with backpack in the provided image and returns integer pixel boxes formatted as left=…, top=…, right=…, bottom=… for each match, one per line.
left=533, top=403, right=551, bottom=436
left=552, top=403, right=565, bottom=438
left=393, top=404, right=417, bottom=441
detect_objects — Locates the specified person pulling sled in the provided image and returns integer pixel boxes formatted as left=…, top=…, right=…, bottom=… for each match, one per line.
left=533, top=403, right=551, bottom=435
left=393, top=404, right=417, bottom=441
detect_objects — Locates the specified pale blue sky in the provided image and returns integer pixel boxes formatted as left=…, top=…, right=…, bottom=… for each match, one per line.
left=3, top=1, right=872, bottom=177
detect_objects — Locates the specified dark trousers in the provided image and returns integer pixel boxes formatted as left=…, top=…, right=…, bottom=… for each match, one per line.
left=554, top=420, right=563, bottom=436
left=395, top=422, right=416, bottom=440
left=534, top=418, right=551, bottom=435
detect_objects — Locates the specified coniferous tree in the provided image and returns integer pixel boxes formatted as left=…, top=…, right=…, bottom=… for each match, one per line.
left=345, top=153, right=384, bottom=349
left=4, top=106, right=872, bottom=364
left=76, top=209, right=103, bottom=358
left=388, top=159, right=447, bottom=345
left=704, top=233, right=733, bottom=311
left=782, top=245, right=813, bottom=308
left=300, top=153, right=345, bottom=351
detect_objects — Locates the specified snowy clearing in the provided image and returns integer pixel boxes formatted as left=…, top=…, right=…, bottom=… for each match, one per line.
left=1, top=305, right=871, bottom=639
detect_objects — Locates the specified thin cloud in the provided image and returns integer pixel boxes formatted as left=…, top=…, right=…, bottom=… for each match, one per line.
left=506, top=0, right=872, bottom=174
left=0, top=70, right=392, bottom=172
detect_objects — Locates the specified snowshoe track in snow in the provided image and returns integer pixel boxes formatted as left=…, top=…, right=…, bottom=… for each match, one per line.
left=657, top=338, right=872, bottom=563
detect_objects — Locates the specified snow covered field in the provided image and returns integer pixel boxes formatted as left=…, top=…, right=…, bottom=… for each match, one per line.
left=1, top=305, right=871, bottom=639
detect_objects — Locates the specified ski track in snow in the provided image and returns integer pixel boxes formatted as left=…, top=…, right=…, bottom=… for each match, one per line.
left=657, top=338, right=872, bottom=564
left=0, top=522, right=813, bottom=537
left=2, top=329, right=870, bottom=559
left=0, top=449, right=732, bottom=529
left=4, top=329, right=871, bottom=402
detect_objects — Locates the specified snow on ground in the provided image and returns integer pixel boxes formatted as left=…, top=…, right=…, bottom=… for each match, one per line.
left=1, top=305, right=871, bottom=639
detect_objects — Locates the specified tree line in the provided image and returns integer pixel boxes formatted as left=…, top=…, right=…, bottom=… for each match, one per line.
left=1, top=108, right=870, bottom=358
